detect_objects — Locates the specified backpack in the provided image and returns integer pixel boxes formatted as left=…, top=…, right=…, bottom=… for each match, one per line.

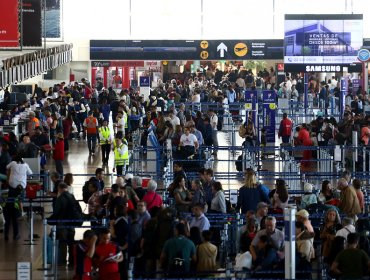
left=168, top=249, right=185, bottom=277
left=235, top=154, right=243, bottom=171
left=82, top=180, right=92, bottom=204
left=155, top=208, right=177, bottom=258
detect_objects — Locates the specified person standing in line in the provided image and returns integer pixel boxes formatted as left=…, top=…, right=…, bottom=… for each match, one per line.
left=278, top=113, right=293, bottom=144
left=83, top=111, right=99, bottom=155
left=53, top=133, right=65, bottom=177
left=115, top=111, right=127, bottom=139
left=94, top=228, right=123, bottom=280
left=208, top=109, right=218, bottom=157
left=6, top=155, right=33, bottom=215
left=331, top=233, right=370, bottom=280
left=73, top=230, right=97, bottom=280
left=113, top=137, right=129, bottom=177
left=99, top=120, right=113, bottom=166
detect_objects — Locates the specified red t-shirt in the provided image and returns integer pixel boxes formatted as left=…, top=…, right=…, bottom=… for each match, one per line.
left=53, top=140, right=65, bottom=160
left=143, top=191, right=163, bottom=210
left=95, top=242, right=120, bottom=280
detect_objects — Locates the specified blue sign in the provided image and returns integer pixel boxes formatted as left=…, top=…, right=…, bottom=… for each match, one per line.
left=244, top=90, right=257, bottom=123
left=358, top=48, right=370, bottom=62
left=340, top=78, right=347, bottom=116
left=262, top=90, right=276, bottom=143
left=139, top=76, right=150, bottom=87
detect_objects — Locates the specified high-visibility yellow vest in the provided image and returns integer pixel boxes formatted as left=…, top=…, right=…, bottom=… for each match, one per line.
left=99, top=126, right=111, bottom=145
left=114, top=139, right=129, bottom=166
left=123, top=111, right=128, bottom=128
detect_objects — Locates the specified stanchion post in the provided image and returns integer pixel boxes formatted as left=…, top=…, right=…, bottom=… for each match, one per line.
left=353, top=131, right=358, bottom=174
left=284, top=206, right=296, bottom=280
left=43, top=219, right=48, bottom=270
left=51, top=225, right=57, bottom=278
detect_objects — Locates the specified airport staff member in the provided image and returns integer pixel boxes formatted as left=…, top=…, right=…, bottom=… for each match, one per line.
left=99, top=120, right=113, bottom=166
left=113, top=137, right=129, bottom=177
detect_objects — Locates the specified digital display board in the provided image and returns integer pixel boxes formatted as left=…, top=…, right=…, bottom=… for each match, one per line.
left=90, top=39, right=283, bottom=61
left=284, top=14, right=363, bottom=65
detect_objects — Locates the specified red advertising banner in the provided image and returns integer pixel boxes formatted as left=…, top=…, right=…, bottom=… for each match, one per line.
left=0, top=0, right=20, bottom=47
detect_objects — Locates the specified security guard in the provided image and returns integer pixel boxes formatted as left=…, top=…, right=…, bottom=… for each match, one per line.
left=113, top=137, right=129, bottom=177
left=99, top=120, right=113, bottom=166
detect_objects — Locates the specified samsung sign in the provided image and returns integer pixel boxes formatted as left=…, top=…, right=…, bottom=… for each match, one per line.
left=306, top=65, right=341, bottom=72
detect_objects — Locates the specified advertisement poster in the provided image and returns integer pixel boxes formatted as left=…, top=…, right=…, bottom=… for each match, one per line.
left=262, top=90, right=276, bottom=143
left=43, top=0, right=62, bottom=40
left=352, top=79, right=362, bottom=93
left=22, top=0, right=42, bottom=47
left=284, top=14, right=363, bottom=65
left=0, top=0, right=20, bottom=47
left=244, top=90, right=257, bottom=123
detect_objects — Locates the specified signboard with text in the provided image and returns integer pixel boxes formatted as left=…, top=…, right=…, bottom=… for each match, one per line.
left=22, top=0, right=42, bottom=47
left=262, top=90, right=276, bottom=143
left=0, top=0, right=20, bottom=47
left=284, top=14, right=363, bottom=65
left=244, top=90, right=257, bottom=123
left=90, top=39, right=283, bottom=61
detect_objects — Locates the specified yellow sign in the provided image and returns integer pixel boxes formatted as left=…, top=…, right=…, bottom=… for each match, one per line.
left=245, top=103, right=252, bottom=110
left=269, top=103, right=276, bottom=110
left=234, top=43, right=248, bottom=57
left=200, top=51, right=209, bottom=60
left=200, top=40, right=209, bottom=49
left=162, top=61, right=168, bottom=66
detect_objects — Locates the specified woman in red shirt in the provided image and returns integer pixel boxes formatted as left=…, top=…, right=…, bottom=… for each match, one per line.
left=53, top=133, right=65, bottom=176
left=297, top=124, right=313, bottom=168
left=142, top=179, right=163, bottom=212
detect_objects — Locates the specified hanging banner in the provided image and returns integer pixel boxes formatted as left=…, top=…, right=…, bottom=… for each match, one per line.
left=43, top=0, right=62, bottom=40
left=0, top=0, right=20, bottom=47
left=22, top=0, right=42, bottom=47
left=262, top=90, right=276, bottom=143
left=244, top=90, right=257, bottom=123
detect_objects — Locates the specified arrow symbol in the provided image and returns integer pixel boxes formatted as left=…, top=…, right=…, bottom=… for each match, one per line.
left=217, top=42, right=227, bottom=58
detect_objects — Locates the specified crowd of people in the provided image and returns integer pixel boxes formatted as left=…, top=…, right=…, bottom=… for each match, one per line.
left=0, top=68, right=370, bottom=280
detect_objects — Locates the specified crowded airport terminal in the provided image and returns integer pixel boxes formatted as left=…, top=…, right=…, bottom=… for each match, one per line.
left=1, top=0, right=370, bottom=279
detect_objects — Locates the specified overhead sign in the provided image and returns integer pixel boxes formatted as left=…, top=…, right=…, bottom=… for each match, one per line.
left=262, top=90, right=276, bottom=143
left=357, top=48, right=370, bottom=62
left=0, top=0, right=20, bottom=47
left=284, top=63, right=362, bottom=73
left=22, top=0, right=42, bottom=47
left=140, top=76, right=150, bottom=87
left=90, top=39, right=283, bottom=61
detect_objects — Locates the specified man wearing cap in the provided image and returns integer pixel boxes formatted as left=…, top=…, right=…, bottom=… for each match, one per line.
left=83, top=111, right=99, bottom=155
left=53, top=133, right=65, bottom=177
left=296, top=209, right=314, bottom=233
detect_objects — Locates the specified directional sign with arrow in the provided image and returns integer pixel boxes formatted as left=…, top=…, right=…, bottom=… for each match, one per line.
left=217, top=42, right=228, bottom=58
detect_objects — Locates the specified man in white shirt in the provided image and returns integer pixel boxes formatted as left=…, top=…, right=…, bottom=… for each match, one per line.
left=208, top=109, right=219, bottom=157
left=115, top=111, right=126, bottom=138
left=169, top=110, right=180, bottom=128
left=180, top=127, right=198, bottom=159
left=190, top=203, right=210, bottom=232
left=336, top=217, right=356, bottom=240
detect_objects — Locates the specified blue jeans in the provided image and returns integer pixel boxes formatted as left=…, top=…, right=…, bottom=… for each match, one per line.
left=87, top=134, right=97, bottom=153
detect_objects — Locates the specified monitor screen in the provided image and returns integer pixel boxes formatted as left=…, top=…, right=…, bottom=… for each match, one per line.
left=284, top=14, right=363, bottom=65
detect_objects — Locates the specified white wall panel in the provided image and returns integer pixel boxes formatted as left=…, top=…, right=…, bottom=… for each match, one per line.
left=131, top=0, right=201, bottom=39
